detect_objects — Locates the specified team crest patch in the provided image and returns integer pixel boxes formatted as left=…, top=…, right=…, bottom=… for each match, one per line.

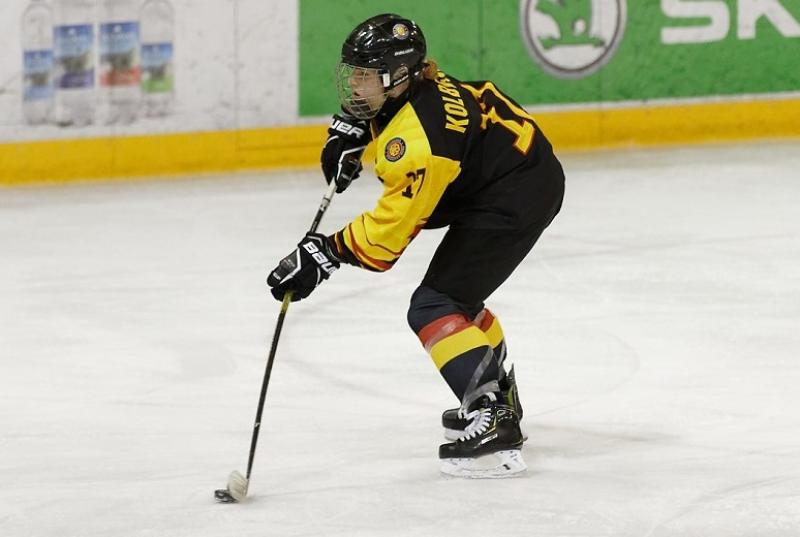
left=392, top=23, right=410, bottom=40
left=385, top=138, right=406, bottom=162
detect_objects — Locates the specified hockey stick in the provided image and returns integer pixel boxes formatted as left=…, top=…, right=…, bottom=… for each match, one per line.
left=215, top=162, right=357, bottom=503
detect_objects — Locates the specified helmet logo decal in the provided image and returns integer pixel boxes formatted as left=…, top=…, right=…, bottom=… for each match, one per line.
left=384, top=137, right=406, bottom=162
left=520, top=0, right=627, bottom=79
left=392, top=23, right=410, bottom=40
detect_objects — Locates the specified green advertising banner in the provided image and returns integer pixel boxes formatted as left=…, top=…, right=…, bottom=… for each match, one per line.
left=299, top=0, right=800, bottom=116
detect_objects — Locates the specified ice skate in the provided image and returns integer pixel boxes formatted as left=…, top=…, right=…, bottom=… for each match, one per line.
left=442, top=365, right=527, bottom=441
left=439, top=396, right=526, bottom=479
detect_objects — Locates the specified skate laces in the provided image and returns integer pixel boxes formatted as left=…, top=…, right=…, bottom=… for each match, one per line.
left=457, top=407, right=493, bottom=441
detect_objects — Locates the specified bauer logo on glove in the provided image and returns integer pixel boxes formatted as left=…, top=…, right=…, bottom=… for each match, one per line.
left=267, top=233, right=340, bottom=302
left=321, top=113, right=371, bottom=194
left=330, top=117, right=367, bottom=139
left=301, top=240, right=338, bottom=276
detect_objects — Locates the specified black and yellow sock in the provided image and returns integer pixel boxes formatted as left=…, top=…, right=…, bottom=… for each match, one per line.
left=416, top=312, right=502, bottom=406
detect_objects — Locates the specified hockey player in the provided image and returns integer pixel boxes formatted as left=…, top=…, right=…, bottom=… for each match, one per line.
left=267, top=14, right=564, bottom=478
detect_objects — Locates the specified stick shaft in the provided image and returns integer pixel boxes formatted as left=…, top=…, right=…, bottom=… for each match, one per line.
left=244, top=177, right=343, bottom=481
left=310, top=180, right=338, bottom=234
left=245, top=292, right=291, bottom=479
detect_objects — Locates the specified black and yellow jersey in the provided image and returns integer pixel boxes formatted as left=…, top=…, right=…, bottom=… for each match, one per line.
left=332, top=71, right=561, bottom=272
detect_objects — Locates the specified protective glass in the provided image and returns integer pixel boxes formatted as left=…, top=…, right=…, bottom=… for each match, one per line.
left=336, top=63, right=390, bottom=120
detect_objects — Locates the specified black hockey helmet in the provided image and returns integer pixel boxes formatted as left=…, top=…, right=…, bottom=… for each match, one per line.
left=336, top=13, right=427, bottom=119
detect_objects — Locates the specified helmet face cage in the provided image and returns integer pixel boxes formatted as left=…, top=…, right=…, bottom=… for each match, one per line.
left=336, top=63, right=391, bottom=120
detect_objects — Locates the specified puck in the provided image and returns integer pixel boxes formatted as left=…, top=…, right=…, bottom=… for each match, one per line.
left=214, top=488, right=238, bottom=503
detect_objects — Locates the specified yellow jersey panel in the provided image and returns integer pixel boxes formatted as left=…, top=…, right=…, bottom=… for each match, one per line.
left=340, top=103, right=461, bottom=271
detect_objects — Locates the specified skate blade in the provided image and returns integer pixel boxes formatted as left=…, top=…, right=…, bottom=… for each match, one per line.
left=440, top=449, right=527, bottom=479
left=444, top=424, right=529, bottom=443
left=214, top=470, right=248, bottom=503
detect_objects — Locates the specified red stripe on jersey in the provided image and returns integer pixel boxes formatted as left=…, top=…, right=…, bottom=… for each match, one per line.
left=358, top=215, right=404, bottom=257
left=347, top=224, right=393, bottom=271
left=333, top=232, right=346, bottom=258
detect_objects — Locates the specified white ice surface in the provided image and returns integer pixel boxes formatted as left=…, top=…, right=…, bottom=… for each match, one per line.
left=1, top=140, right=799, bottom=536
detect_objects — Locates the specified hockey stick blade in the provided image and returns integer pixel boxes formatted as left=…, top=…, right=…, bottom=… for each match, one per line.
left=214, top=470, right=248, bottom=503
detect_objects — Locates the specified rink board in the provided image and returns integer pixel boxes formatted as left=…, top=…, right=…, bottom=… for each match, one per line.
left=3, top=96, right=799, bottom=185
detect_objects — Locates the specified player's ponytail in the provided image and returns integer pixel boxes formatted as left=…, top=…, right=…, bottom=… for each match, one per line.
left=422, top=59, right=439, bottom=80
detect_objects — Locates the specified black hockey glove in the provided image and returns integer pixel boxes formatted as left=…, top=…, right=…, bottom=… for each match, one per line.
left=321, top=113, right=370, bottom=193
left=267, top=233, right=340, bottom=302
